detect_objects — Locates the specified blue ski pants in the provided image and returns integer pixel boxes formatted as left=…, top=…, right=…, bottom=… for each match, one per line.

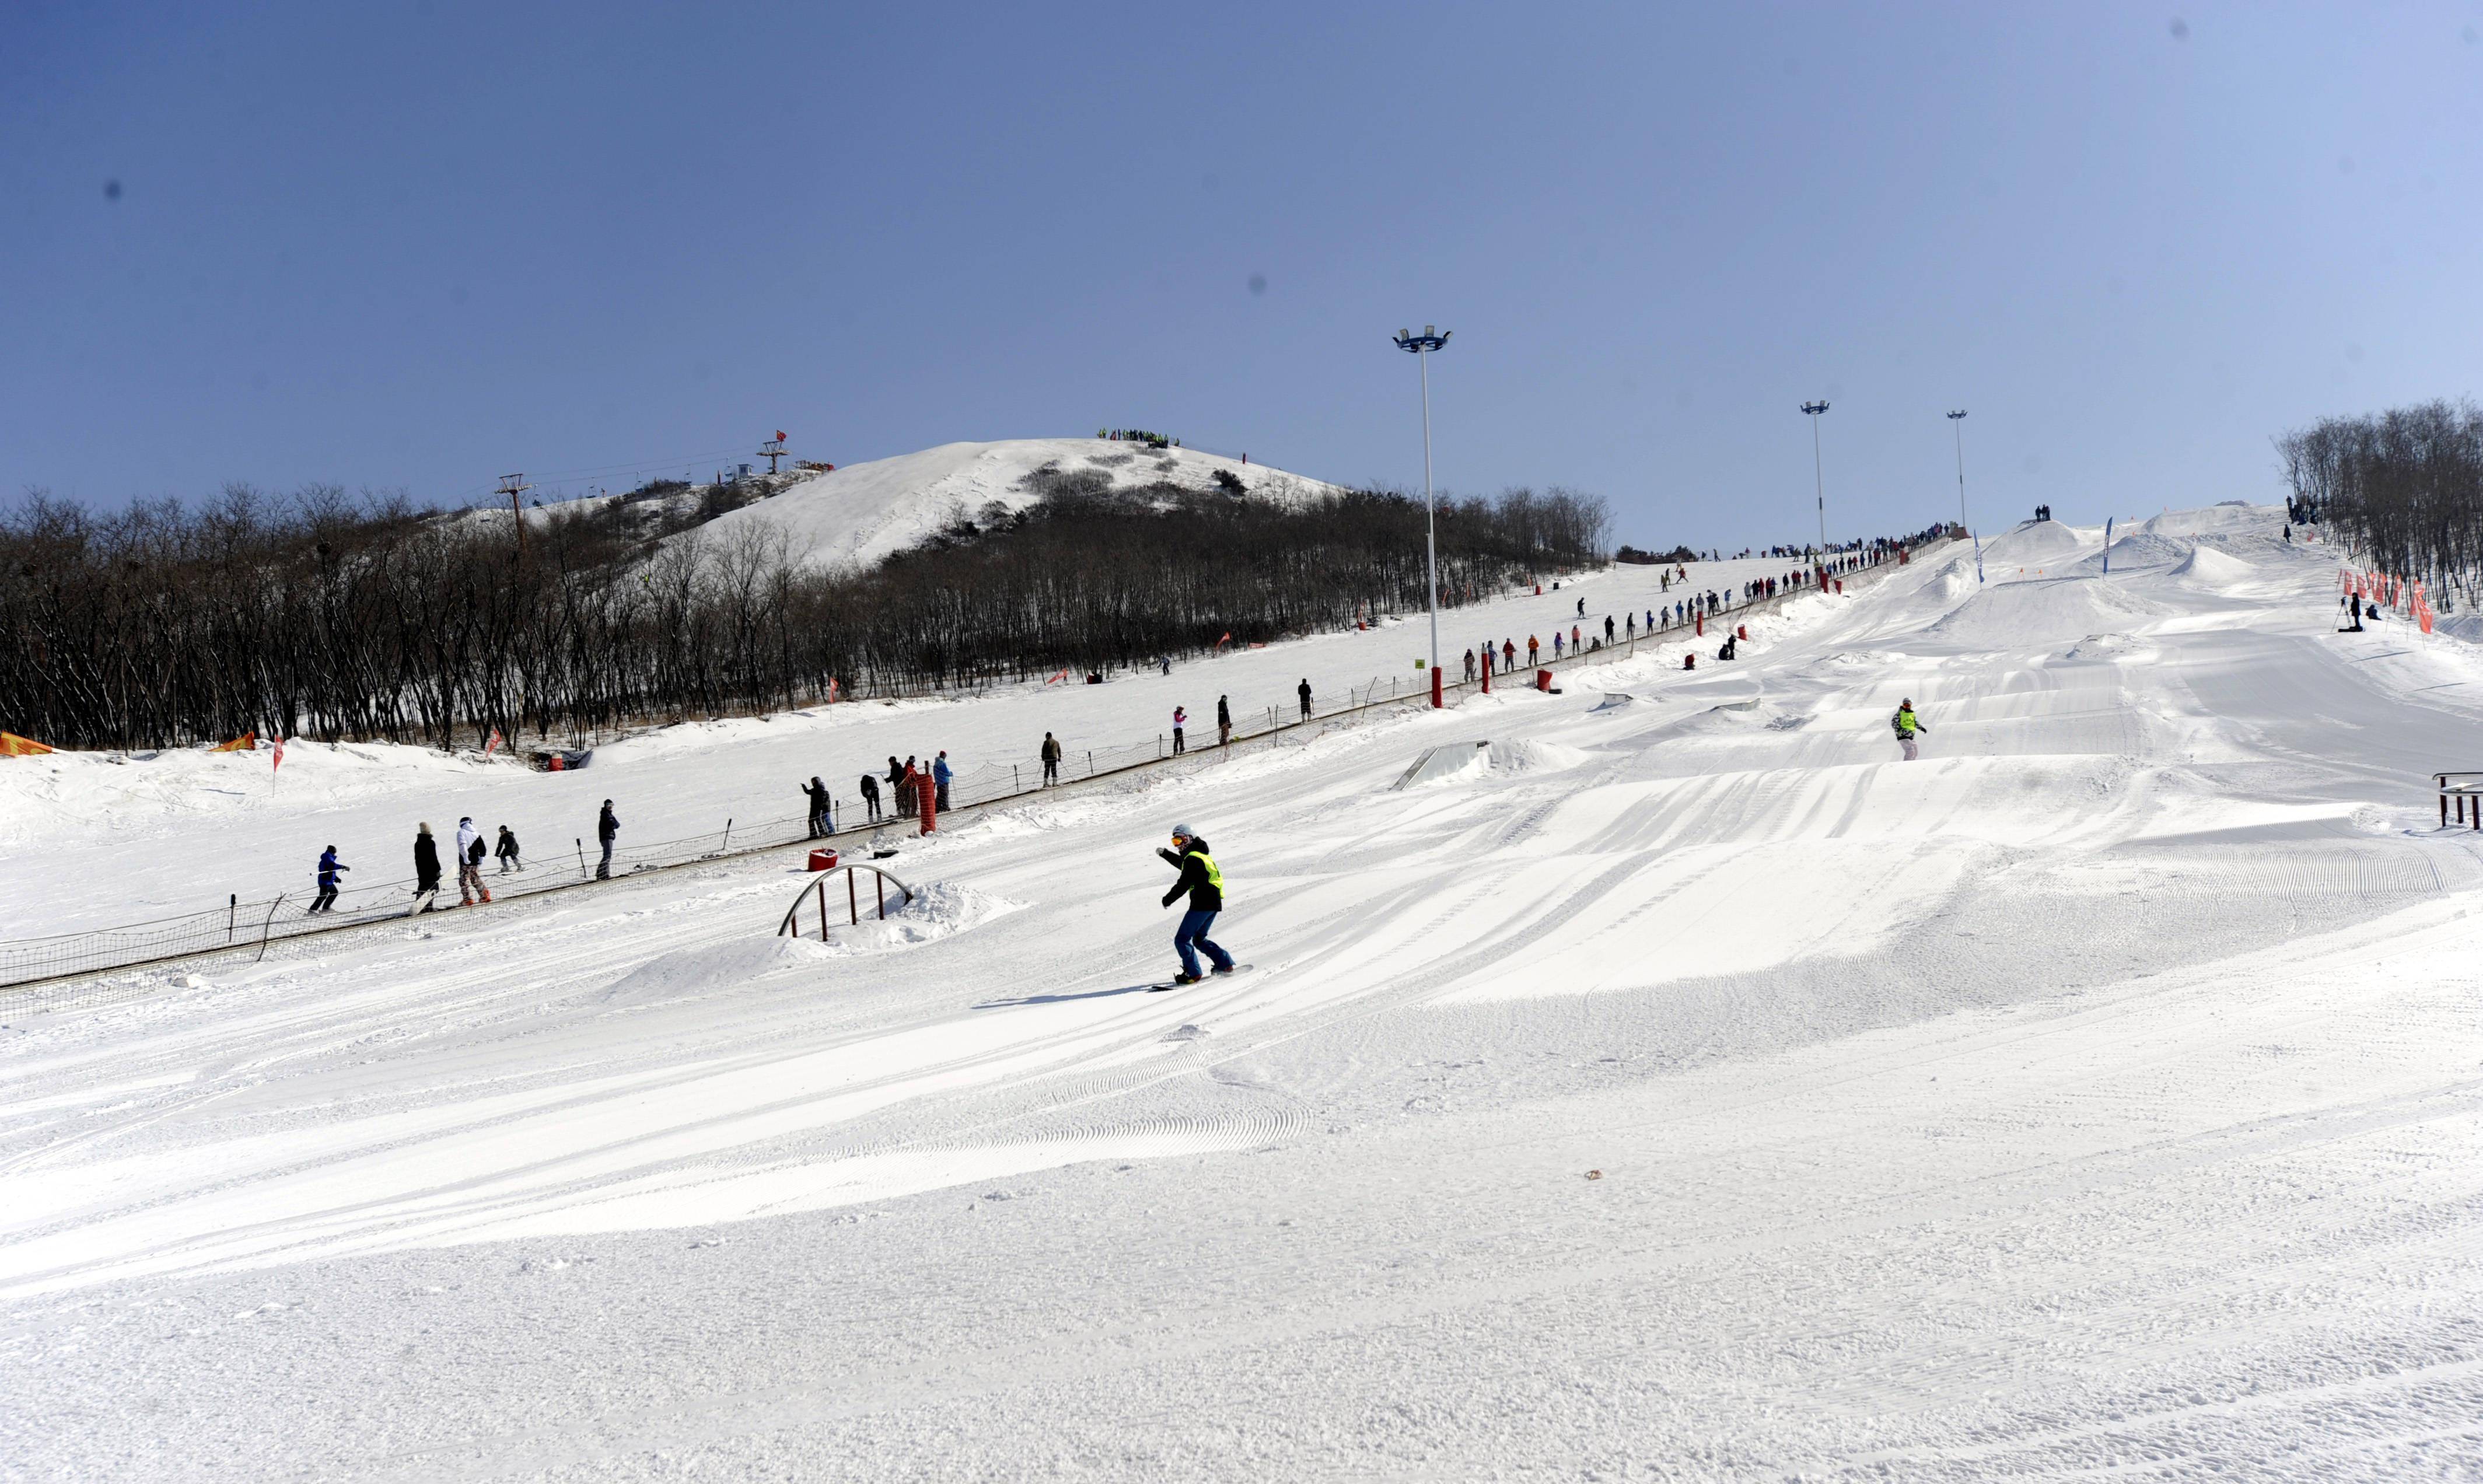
left=1174, top=909, right=1233, bottom=978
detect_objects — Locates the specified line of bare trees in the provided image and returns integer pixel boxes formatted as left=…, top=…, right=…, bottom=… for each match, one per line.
left=0, top=478, right=1608, bottom=751
left=2279, top=399, right=2483, bottom=611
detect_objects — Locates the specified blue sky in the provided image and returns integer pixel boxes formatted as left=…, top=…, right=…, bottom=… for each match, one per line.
left=5, top=2, right=2478, bottom=548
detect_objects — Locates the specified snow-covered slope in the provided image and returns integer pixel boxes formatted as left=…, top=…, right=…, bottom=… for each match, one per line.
left=14, top=509, right=2483, bottom=1480
left=693, top=438, right=1345, bottom=569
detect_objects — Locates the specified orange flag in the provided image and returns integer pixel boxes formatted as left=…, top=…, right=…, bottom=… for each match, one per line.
left=0, top=732, right=54, bottom=757
left=212, top=731, right=257, bottom=752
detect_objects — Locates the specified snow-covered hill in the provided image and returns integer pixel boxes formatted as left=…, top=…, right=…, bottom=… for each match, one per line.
left=693, top=438, right=1346, bottom=569
left=13, top=510, right=2483, bottom=1479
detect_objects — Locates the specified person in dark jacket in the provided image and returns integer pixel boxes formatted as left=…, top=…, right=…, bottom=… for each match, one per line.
left=495, top=824, right=521, bottom=873
left=1040, top=732, right=1063, bottom=785
left=803, top=776, right=833, bottom=838
left=860, top=771, right=883, bottom=821
left=1155, top=823, right=1234, bottom=985
left=412, top=823, right=442, bottom=900
left=888, top=757, right=911, bottom=817
left=1297, top=678, right=1312, bottom=721
left=1216, top=695, right=1232, bottom=747
left=311, top=846, right=347, bottom=914
left=596, top=800, right=618, bottom=878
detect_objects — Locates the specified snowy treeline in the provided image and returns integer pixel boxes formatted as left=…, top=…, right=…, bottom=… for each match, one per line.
left=2279, top=399, right=2483, bottom=607
left=0, top=481, right=1606, bottom=751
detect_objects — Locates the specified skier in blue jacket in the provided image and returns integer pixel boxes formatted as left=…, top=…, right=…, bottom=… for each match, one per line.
left=310, top=846, right=347, bottom=914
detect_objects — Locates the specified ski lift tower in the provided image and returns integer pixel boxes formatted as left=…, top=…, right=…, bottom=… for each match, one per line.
left=496, top=473, right=533, bottom=559
left=759, top=432, right=788, bottom=476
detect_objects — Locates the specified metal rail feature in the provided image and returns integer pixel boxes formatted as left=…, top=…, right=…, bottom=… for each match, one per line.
left=779, top=863, right=916, bottom=940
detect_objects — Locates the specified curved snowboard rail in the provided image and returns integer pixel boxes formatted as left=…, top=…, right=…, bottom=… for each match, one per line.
left=779, top=863, right=916, bottom=940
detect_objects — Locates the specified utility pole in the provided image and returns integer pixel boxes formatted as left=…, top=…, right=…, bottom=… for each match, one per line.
left=759, top=432, right=787, bottom=476
left=1801, top=401, right=1830, bottom=556
left=1393, top=324, right=1451, bottom=706
left=497, top=473, right=533, bottom=559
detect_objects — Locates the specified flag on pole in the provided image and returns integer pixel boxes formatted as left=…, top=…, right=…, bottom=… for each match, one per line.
left=1214, top=632, right=1232, bottom=653
left=484, top=727, right=503, bottom=755
left=775, top=430, right=787, bottom=443
left=0, top=732, right=54, bottom=757
left=272, top=734, right=286, bottom=772
left=212, top=731, right=257, bottom=752
left=1045, top=669, right=1068, bottom=684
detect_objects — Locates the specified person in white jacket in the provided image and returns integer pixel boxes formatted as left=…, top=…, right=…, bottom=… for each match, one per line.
left=454, top=817, right=492, bottom=905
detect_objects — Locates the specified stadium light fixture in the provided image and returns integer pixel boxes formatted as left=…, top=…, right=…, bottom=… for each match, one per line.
left=1802, top=401, right=1831, bottom=555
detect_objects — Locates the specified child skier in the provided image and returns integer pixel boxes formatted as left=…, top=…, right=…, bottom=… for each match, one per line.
left=495, top=824, right=522, bottom=873
left=310, top=846, right=347, bottom=914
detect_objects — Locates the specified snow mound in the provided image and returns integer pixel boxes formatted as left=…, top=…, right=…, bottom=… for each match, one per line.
left=2064, top=633, right=2145, bottom=661
left=690, top=439, right=1343, bottom=570
left=1589, top=692, right=1637, bottom=712
left=2171, top=544, right=2255, bottom=589
left=1981, top=520, right=2083, bottom=564
left=819, top=880, right=1024, bottom=954
left=1485, top=740, right=1593, bottom=774
left=1926, top=577, right=2159, bottom=646
left=2072, top=530, right=2192, bottom=575
left=599, top=936, right=840, bottom=1007
left=2139, top=502, right=2281, bottom=538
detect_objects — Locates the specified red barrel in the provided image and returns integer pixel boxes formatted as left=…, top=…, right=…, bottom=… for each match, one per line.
left=807, top=848, right=839, bottom=872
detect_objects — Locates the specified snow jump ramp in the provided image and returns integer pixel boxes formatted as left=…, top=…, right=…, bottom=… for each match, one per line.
left=1392, top=740, right=1491, bottom=790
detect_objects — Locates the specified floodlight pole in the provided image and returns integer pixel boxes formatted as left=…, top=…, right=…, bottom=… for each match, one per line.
left=1802, top=401, right=1830, bottom=557
left=1948, top=410, right=1982, bottom=583
left=1394, top=324, right=1451, bottom=705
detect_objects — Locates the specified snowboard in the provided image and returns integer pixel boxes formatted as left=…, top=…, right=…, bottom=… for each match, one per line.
left=1146, top=963, right=1254, bottom=992
left=407, top=888, right=445, bottom=918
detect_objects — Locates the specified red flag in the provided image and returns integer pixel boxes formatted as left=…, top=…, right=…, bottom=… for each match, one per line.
left=484, top=727, right=503, bottom=755
left=212, top=731, right=256, bottom=753
left=775, top=429, right=787, bottom=443
left=1213, top=632, right=1232, bottom=653
left=1045, top=669, right=1069, bottom=684
left=0, top=732, right=53, bottom=757
left=272, top=734, right=286, bottom=772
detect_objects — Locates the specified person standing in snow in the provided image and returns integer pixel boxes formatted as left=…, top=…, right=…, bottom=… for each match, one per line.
left=495, top=824, right=522, bottom=873
left=860, top=769, right=884, bottom=821
left=802, top=776, right=833, bottom=838
left=900, top=757, right=920, bottom=815
left=455, top=817, right=492, bottom=905
left=1171, top=706, right=1187, bottom=755
left=596, top=799, right=618, bottom=878
left=1040, top=732, right=1062, bottom=785
left=932, top=751, right=953, bottom=811
left=1216, top=695, right=1232, bottom=747
left=1462, top=648, right=1477, bottom=682
left=1502, top=639, right=1516, bottom=671
left=1891, top=698, right=1928, bottom=761
left=1297, top=678, right=1312, bottom=721
left=1527, top=635, right=1541, bottom=666
left=413, top=823, right=442, bottom=900
left=1156, top=822, right=1234, bottom=986
left=310, top=845, right=347, bottom=914
left=887, top=756, right=911, bottom=817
